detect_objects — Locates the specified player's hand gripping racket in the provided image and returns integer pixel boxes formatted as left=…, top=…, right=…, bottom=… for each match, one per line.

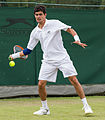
left=13, top=45, right=28, bottom=60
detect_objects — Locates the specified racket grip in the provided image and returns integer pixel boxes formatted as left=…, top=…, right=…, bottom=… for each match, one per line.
left=11, top=52, right=20, bottom=59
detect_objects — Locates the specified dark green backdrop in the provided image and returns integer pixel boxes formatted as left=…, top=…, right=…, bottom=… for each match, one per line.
left=0, top=7, right=105, bottom=85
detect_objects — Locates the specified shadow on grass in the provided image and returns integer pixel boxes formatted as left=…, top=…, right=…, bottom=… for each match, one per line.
left=83, top=114, right=96, bottom=117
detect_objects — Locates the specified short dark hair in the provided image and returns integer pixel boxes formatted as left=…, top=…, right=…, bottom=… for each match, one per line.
left=34, top=5, right=46, bottom=14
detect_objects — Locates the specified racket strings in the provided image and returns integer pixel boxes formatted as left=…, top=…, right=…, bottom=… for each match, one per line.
left=13, top=45, right=27, bottom=59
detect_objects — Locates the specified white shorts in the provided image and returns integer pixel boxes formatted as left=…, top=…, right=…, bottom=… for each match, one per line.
left=38, top=56, right=78, bottom=82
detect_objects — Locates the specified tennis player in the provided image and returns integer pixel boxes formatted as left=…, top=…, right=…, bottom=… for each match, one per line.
left=9, top=5, right=93, bottom=115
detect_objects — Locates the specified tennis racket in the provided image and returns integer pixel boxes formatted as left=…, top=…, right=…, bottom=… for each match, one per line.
left=13, top=45, right=28, bottom=60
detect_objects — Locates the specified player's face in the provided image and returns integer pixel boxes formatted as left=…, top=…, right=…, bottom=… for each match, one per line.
left=34, top=11, right=46, bottom=24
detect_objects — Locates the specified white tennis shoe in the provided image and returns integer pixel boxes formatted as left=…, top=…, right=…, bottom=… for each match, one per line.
left=82, top=104, right=93, bottom=115
left=33, top=107, right=50, bottom=115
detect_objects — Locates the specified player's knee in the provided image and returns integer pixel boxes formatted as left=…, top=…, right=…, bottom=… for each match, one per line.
left=38, top=80, right=46, bottom=89
left=68, top=76, right=78, bottom=85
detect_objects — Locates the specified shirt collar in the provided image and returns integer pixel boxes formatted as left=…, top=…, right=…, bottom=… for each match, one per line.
left=37, top=19, right=48, bottom=30
left=43, top=19, right=48, bottom=28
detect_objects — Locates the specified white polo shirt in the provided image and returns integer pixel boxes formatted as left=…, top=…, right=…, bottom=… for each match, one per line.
left=27, top=19, right=71, bottom=62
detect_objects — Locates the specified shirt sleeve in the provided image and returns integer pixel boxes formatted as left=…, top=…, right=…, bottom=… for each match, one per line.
left=56, top=20, right=72, bottom=31
left=27, top=30, right=39, bottom=50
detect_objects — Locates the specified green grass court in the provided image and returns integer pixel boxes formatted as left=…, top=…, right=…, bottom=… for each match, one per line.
left=0, top=96, right=105, bottom=120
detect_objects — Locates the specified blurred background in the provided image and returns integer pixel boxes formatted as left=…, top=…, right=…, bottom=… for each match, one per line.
left=0, top=0, right=105, bottom=98
left=0, top=0, right=105, bottom=9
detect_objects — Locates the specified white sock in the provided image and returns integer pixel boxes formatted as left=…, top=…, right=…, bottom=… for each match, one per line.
left=81, top=98, right=88, bottom=106
left=41, top=100, right=48, bottom=109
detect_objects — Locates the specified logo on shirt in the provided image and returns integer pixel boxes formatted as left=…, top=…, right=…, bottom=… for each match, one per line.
left=47, top=31, right=51, bottom=34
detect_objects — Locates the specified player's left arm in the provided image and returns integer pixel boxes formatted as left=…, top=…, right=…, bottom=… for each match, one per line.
left=66, top=28, right=87, bottom=48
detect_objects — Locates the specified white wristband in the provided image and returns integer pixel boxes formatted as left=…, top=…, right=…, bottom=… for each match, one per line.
left=11, top=52, right=20, bottom=59
left=74, top=35, right=81, bottom=42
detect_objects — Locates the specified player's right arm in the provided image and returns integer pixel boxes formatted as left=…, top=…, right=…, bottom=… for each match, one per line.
left=9, top=28, right=39, bottom=60
left=9, top=48, right=32, bottom=60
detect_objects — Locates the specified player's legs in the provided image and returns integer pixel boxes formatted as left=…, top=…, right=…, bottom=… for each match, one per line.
left=33, top=61, right=58, bottom=115
left=68, top=76, right=93, bottom=115
left=68, top=76, right=85, bottom=99
left=59, top=56, right=93, bottom=114
left=38, top=80, right=47, bottom=101
left=33, top=80, right=50, bottom=115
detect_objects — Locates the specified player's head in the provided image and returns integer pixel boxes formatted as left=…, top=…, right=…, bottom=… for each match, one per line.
left=34, top=5, right=46, bottom=15
left=34, top=5, right=47, bottom=23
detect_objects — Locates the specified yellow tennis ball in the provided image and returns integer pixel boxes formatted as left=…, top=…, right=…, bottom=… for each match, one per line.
left=9, top=61, right=15, bottom=67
